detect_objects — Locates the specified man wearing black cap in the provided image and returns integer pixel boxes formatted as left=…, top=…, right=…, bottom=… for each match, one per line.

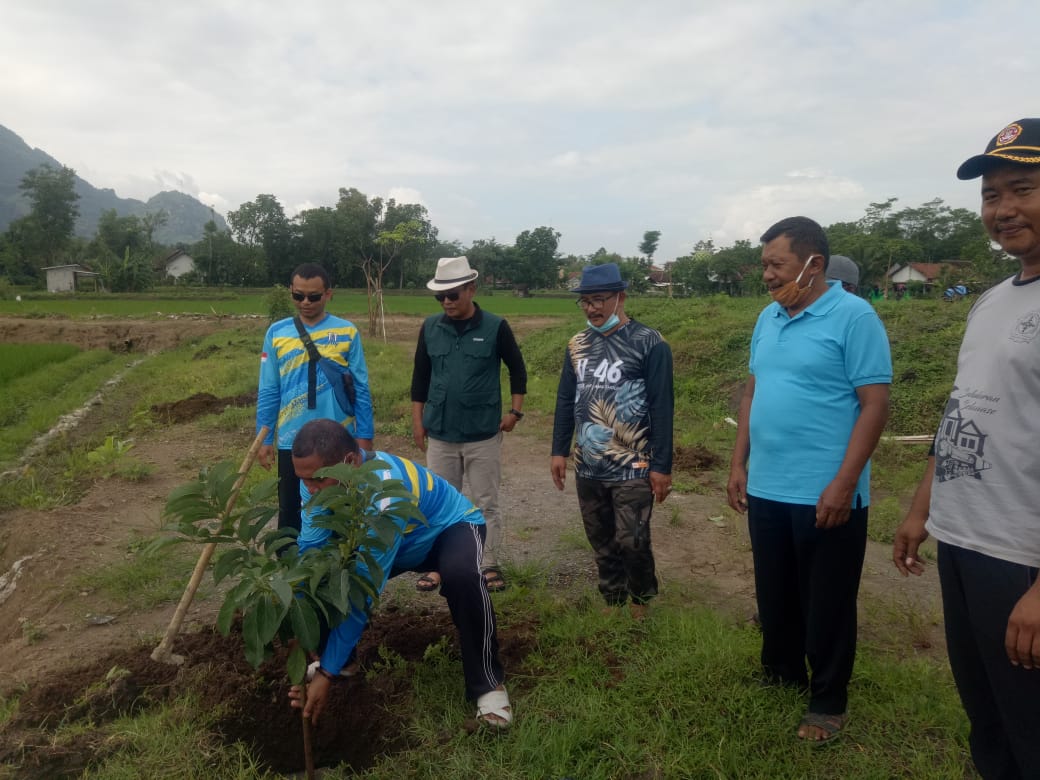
left=551, top=263, right=674, bottom=619
left=894, top=118, right=1040, bottom=779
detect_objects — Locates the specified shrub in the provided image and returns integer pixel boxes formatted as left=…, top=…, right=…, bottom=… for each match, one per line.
left=266, top=284, right=293, bottom=322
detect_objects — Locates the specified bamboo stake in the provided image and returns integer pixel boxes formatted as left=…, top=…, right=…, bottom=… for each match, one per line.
left=151, top=426, right=269, bottom=664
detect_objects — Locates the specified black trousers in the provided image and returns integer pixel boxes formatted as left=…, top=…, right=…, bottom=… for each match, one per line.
left=938, top=542, right=1040, bottom=780
left=390, top=522, right=504, bottom=700
left=747, top=495, right=867, bottom=715
left=277, top=448, right=302, bottom=533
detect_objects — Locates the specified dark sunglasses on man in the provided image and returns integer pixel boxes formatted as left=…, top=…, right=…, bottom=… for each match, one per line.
left=434, top=291, right=461, bottom=303
left=292, top=291, right=325, bottom=303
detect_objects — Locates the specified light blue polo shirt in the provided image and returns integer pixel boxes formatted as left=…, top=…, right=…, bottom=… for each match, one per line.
left=747, top=281, right=892, bottom=506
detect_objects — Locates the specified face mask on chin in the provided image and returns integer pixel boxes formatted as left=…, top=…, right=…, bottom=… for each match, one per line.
left=770, top=256, right=816, bottom=308
left=587, top=295, right=621, bottom=333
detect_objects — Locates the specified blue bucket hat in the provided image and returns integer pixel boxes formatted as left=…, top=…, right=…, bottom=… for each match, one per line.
left=573, top=263, right=629, bottom=294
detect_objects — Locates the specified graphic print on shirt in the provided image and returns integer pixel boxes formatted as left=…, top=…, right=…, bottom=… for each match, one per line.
left=934, top=390, right=993, bottom=483
left=1010, top=309, right=1040, bottom=344
left=568, top=330, right=651, bottom=479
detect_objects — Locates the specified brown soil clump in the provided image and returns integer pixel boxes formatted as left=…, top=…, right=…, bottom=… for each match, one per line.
left=150, top=392, right=257, bottom=424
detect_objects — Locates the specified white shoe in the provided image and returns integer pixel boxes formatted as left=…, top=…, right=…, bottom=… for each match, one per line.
left=476, top=687, right=512, bottom=729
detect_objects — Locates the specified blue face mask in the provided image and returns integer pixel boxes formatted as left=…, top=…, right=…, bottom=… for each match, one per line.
left=587, top=313, right=620, bottom=333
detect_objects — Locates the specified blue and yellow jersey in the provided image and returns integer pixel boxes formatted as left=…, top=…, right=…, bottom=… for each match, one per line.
left=256, top=313, right=374, bottom=447
left=300, top=451, right=485, bottom=673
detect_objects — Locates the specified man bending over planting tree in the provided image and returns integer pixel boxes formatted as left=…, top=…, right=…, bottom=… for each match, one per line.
left=286, top=418, right=511, bottom=729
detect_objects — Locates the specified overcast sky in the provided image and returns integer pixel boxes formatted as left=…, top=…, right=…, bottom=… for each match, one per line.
left=2, top=1, right=1037, bottom=261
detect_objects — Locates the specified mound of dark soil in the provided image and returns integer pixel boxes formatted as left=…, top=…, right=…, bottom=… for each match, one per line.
left=150, top=392, right=256, bottom=424
left=0, top=605, right=538, bottom=777
left=673, top=444, right=722, bottom=472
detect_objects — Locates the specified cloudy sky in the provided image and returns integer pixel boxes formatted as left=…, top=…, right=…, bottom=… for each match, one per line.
left=2, top=1, right=1037, bottom=261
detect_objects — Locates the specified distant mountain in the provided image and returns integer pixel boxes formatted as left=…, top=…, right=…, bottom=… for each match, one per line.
left=0, top=123, right=228, bottom=245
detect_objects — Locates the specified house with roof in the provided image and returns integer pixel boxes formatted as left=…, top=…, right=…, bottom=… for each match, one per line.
left=887, top=260, right=966, bottom=287
left=42, top=264, right=102, bottom=293
left=159, top=249, right=196, bottom=281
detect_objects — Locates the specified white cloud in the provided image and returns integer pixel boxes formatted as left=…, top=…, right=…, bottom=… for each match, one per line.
left=289, top=200, right=317, bottom=218
left=386, top=187, right=426, bottom=207
left=197, top=192, right=230, bottom=211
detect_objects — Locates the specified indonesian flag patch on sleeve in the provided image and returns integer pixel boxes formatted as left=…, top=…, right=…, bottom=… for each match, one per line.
left=260, top=351, right=268, bottom=363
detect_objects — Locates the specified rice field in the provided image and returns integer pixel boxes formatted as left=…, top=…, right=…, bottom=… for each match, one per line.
left=0, top=342, right=82, bottom=386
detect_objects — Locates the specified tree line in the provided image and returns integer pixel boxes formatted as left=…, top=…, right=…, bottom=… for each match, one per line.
left=667, top=198, right=1015, bottom=297
left=0, top=163, right=1017, bottom=300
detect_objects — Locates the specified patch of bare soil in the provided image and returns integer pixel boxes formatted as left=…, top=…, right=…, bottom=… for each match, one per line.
left=1, top=611, right=541, bottom=776
left=0, top=321, right=946, bottom=776
left=0, top=315, right=240, bottom=352
left=150, top=392, right=257, bottom=424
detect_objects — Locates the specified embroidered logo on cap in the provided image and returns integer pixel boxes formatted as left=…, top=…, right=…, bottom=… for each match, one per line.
left=996, top=123, right=1022, bottom=146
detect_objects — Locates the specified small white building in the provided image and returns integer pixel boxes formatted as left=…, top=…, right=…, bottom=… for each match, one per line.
left=162, top=249, right=196, bottom=280
left=42, top=264, right=101, bottom=293
left=887, top=261, right=965, bottom=286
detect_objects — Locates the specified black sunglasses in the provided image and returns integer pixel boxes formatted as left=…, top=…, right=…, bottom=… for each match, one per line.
left=291, top=291, right=325, bottom=303
left=434, top=291, right=461, bottom=303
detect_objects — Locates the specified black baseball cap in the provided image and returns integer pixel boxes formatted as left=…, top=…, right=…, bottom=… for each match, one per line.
left=957, top=118, right=1040, bottom=180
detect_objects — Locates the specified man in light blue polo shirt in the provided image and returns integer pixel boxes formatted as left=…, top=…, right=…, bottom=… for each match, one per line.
left=727, top=216, right=891, bottom=744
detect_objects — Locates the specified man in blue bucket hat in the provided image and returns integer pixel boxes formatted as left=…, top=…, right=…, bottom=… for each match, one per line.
left=551, top=263, right=674, bottom=619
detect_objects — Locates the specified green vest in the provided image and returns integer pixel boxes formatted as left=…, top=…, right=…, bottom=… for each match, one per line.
left=422, top=308, right=503, bottom=442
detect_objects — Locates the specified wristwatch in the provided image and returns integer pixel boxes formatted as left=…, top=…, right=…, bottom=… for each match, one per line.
left=509, top=409, right=524, bottom=419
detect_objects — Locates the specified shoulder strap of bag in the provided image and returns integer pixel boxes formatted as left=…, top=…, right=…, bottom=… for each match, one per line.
left=293, top=316, right=320, bottom=410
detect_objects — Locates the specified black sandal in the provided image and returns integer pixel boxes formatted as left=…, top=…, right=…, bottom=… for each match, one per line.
left=482, top=568, right=507, bottom=592
left=415, top=572, right=441, bottom=592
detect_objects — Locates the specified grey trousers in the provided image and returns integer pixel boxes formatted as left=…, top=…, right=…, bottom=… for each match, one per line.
left=426, top=432, right=503, bottom=570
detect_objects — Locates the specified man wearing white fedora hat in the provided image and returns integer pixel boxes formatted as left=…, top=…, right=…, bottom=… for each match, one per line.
left=410, top=256, right=528, bottom=592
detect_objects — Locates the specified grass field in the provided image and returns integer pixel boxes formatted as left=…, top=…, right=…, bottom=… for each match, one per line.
left=0, top=290, right=978, bottom=777
left=0, top=288, right=582, bottom=318
left=0, top=291, right=965, bottom=519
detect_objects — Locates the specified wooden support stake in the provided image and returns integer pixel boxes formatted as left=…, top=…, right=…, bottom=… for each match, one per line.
left=151, top=426, right=269, bottom=664
left=301, top=681, right=316, bottom=780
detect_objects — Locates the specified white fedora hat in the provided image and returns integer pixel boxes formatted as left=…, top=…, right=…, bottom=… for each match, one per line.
left=427, top=256, right=479, bottom=291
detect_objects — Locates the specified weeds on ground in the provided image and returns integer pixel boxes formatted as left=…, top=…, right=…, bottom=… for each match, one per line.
left=0, top=693, right=17, bottom=728
left=78, top=694, right=275, bottom=780
left=2, top=581, right=971, bottom=778
left=198, top=405, right=254, bottom=433
left=347, top=586, right=971, bottom=780
left=73, top=534, right=204, bottom=611
left=85, top=436, right=153, bottom=481
left=18, top=618, right=46, bottom=645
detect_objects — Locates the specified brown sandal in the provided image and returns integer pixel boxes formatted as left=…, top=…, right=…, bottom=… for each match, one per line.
left=415, top=572, right=441, bottom=592
left=797, top=711, right=847, bottom=745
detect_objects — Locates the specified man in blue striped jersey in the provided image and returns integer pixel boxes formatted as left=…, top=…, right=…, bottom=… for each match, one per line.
left=288, top=418, right=511, bottom=729
left=256, top=263, right=375, bottom=534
